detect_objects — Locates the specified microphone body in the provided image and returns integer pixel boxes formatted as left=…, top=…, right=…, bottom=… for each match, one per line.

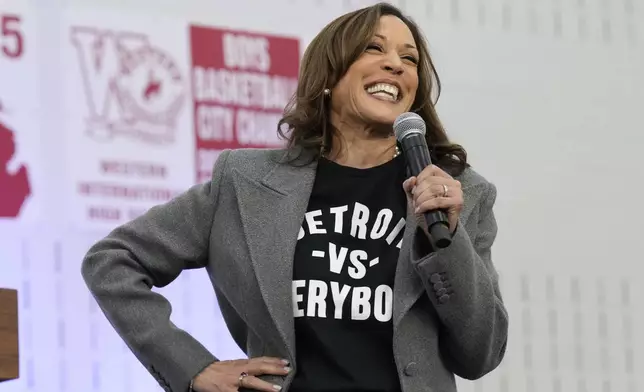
left=394, top=113, right=452, bottom=249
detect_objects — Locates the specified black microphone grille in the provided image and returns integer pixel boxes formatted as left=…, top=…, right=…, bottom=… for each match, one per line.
left=393, top=112, right=426, bottom=141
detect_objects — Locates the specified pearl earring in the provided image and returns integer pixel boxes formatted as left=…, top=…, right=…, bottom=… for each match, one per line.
left=323, top=88, right=331, bottom=96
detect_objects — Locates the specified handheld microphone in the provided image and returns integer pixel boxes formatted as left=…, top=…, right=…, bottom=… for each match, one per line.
left=394, top=112, right=452, bottom=249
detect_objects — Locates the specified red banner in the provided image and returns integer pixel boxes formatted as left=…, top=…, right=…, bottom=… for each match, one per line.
left=0, top=12, right=31, bottom=219
left=190, top=25, right=299, bottom=183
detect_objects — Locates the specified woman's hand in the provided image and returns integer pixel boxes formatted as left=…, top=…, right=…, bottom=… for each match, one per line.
left=192, top=357, right=290, bottom=392
left=403, top=165, right=463, bottom=234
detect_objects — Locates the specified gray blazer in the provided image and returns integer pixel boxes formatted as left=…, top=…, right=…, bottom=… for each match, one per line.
left=81, top=148, right=508, bottom=392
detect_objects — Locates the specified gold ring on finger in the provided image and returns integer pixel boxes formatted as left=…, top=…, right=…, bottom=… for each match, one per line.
left=239, top=372, right=249, bottom=387
left=442, top=184, right=449, bottom=197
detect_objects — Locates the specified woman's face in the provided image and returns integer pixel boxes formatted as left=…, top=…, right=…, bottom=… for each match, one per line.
left=330, top=15, right=419, bottom=129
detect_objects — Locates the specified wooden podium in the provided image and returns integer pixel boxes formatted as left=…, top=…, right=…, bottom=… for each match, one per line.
left=0, top=289, right=19, bottom=382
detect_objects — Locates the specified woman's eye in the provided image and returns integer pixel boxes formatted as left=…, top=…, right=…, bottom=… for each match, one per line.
left=403, top=55, right=418, bottom=64
left=366, top=43, right=382, bottom=51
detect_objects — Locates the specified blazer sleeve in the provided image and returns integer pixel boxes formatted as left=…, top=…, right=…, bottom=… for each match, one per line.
left=411, top=182, right=508, bottom=380
left=81, top=150, right=232, bottom=392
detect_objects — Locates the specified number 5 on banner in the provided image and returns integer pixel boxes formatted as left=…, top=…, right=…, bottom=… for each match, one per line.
left=1, top=14, right=23, bottom=59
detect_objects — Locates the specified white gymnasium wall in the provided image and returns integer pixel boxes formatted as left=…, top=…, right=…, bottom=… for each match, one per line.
left=0, top=0, right=642, bottom=391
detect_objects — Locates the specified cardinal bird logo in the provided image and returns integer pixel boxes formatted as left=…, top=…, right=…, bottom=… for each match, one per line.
left=70, top=28, right=185, bottom=145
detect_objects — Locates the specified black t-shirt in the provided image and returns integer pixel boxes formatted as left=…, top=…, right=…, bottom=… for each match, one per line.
left=290, top=155, right=408, bottom=392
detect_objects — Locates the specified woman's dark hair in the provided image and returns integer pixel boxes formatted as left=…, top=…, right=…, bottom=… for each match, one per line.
left=277, top=2, right=468, bottom=176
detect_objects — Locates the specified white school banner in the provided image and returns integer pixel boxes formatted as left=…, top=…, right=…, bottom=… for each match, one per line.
left=61, top=10, right=194, bottom=230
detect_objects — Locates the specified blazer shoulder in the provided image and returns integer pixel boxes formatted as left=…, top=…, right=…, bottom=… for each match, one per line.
left=456, top=166, right=497, bottom=209
left=223, top=148, right=286, bottom=178
left=456, top=166, right=493, bottom=190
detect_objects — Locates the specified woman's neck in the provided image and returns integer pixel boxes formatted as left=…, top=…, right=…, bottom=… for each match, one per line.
left=325, top=124, right=398, bottom=169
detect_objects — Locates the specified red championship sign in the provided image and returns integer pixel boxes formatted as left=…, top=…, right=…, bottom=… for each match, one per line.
left=190, top=26, right=300, bottom=183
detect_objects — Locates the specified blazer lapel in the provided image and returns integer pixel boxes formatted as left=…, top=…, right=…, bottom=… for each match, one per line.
left=231, top=152, right=317, bottom=360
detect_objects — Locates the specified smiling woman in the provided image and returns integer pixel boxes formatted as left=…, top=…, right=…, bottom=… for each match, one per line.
left=81, top=3, right=508, bottom=392
left=279, top=3, right=467, bottom=175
